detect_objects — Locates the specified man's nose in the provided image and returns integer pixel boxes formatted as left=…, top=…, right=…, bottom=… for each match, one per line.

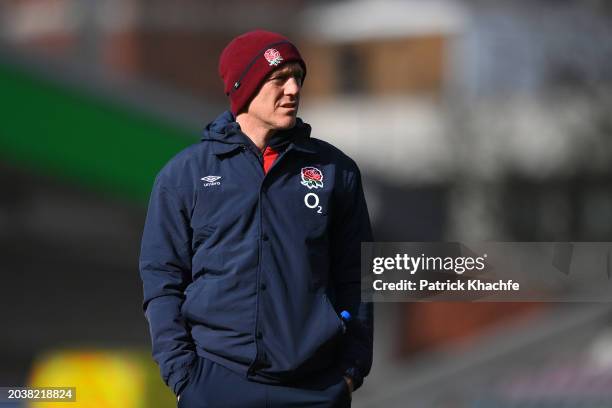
left=284, top=77, right=301, bottom=96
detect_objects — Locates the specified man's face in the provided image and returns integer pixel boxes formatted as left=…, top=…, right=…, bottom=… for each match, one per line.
left=244, top=62, right=304, bottom=131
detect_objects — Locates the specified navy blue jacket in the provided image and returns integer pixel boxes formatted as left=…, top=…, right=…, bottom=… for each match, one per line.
left=139, top=111, right=373, bottom=395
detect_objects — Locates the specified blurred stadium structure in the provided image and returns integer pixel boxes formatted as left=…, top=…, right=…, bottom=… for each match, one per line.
left=1, top=0, right=612, bottom=407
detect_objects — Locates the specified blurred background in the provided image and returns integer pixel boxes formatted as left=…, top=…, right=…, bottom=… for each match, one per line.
left=1, top=0, right=612, bottom=407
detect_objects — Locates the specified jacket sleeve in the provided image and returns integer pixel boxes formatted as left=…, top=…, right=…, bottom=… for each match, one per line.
left=139, top=174, right=196, bottom=395
left=331, top=166, right=374, bottom=390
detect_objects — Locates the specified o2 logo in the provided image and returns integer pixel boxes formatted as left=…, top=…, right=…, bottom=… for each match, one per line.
left=304, top=193, right=323, bottom=214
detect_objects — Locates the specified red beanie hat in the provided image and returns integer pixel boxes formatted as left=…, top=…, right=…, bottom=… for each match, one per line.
left=218, top=30, right=307, bottom=115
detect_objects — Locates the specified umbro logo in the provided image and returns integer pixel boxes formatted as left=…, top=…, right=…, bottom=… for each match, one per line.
left=201, top=175, right=221, bottom=187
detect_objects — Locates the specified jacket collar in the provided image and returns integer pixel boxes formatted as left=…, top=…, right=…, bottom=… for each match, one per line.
left=287, top=135, right=317, bottom=154
left=203, top=110, right=317, bottom=156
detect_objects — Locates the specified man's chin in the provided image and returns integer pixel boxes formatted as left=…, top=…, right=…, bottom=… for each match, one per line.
left=275, top=115, right=297, bottom=130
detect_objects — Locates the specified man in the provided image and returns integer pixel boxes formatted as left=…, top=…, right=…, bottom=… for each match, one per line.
left=139, top=30, right=373, bottom=407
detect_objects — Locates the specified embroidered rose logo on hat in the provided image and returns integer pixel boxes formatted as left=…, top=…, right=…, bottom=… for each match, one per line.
left=300, top=167, right=324, bottom=189
left=264, top=48, right=283, bottom=66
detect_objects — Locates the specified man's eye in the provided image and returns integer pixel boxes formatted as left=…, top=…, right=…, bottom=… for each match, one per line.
left=269, top=77, right=285, bottom=83
left=269, top=75, right=302, bottom=85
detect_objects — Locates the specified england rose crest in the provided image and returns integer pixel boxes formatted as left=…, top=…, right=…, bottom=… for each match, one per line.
left=300, top=167, right=324, bottom=189
left=264, top=48, right=283, bottom=66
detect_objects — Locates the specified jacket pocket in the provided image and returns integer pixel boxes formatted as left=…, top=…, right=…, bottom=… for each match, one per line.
left=191, top=225, right=224, bottom=274
left=322, top=294, right=344, bottom=335
left=290, top=293, right=344, bottom=375
left=192, top=224, right=217, bottom=250
left=181, top=275, right=252, bottom=332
